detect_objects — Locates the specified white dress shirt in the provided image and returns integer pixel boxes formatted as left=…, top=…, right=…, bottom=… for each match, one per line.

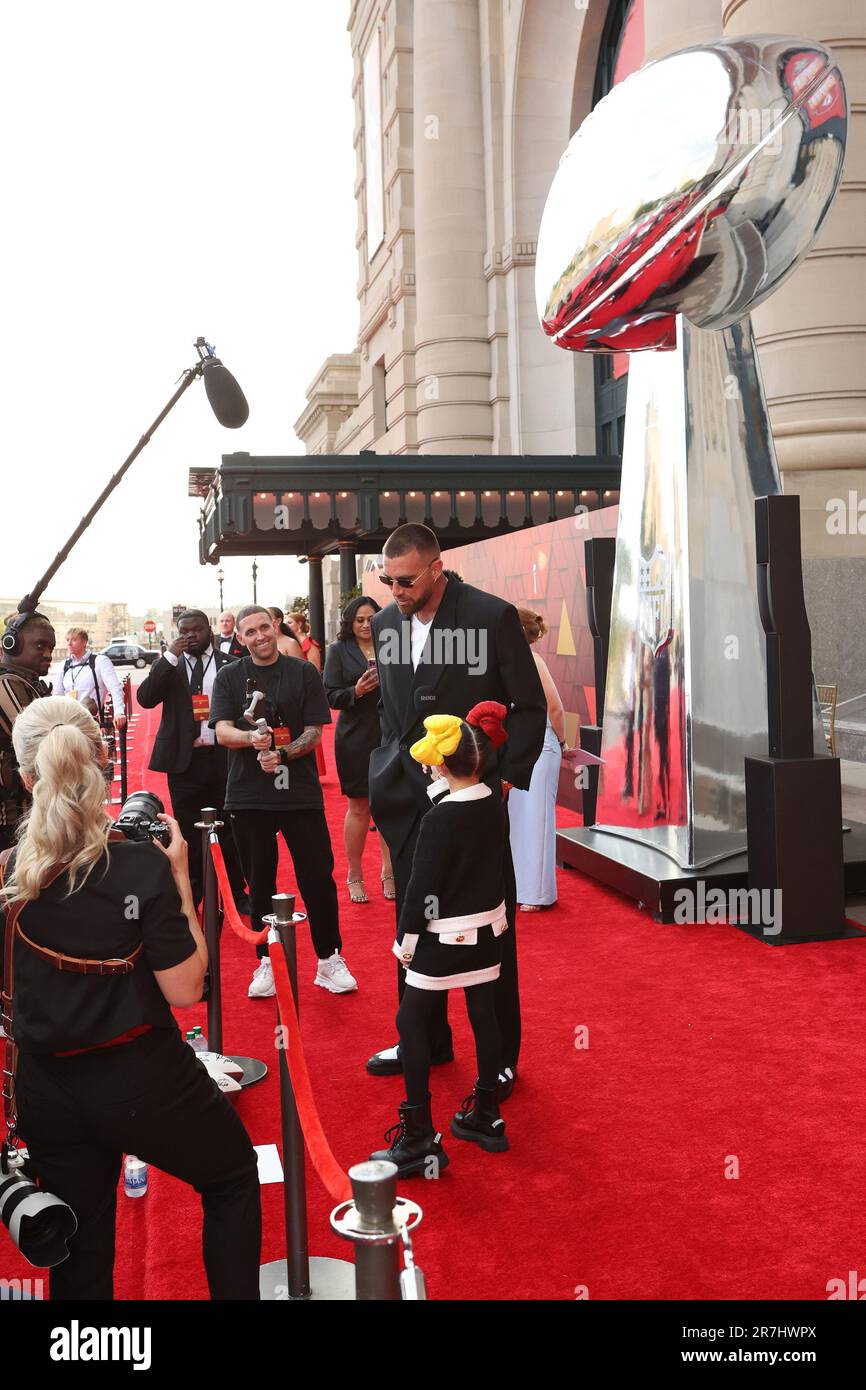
left=55, top=650, right=125, bottom=718
left=163, top=645, right=217, bottom=747
left=217, top=633, right=237, bottom=656
left=410, top=614, right=433, bottom=670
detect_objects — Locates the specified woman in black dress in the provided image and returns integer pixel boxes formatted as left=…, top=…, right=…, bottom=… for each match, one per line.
left=323, top=596, right=394, bottom=904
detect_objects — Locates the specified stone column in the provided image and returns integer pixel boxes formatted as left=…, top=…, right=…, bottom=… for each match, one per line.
left=413, top=0, right=493, bottom=453
left=306, top=556, right=325, bottom=653
left=339, top=542, right=359, bottom=598
left=642, top=0, right=721, bottom=63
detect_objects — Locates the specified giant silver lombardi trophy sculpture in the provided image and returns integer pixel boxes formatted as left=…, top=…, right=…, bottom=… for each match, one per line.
left=536, top=36, right=847, bottom=870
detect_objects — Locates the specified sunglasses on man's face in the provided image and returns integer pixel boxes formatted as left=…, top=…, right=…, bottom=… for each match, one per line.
left=379, top=559, right=437, bottom=590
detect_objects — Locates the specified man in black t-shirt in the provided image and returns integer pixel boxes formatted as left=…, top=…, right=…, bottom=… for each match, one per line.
left=210, top=605, right=356, bottom=999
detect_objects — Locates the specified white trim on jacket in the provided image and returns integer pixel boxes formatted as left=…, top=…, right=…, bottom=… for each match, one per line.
left=405, top=963, right=501, bottom=991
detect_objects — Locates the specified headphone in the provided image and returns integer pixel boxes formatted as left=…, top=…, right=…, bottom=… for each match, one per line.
left=2, top=612, right=48, bottom=656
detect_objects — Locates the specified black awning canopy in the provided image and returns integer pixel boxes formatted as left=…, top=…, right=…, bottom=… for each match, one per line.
left=192, top=452, right=621, bottom=563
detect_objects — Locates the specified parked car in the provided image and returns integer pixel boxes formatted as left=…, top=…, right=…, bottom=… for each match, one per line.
left=100, top=640, right=159, bottom=669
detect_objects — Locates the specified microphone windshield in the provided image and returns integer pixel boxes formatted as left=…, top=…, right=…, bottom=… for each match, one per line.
left=202, top=357, right=249, bottom=429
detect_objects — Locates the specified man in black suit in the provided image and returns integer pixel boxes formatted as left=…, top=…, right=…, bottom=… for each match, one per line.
left=216, top=611, right=246, bottom=660
left=367, top=524, right=547, bottom=1095
left=137, top=609, right=246, bottom=911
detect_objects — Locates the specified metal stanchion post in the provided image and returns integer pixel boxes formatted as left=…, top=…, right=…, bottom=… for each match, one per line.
left=274, top=893, right=309, bottom=1300
left=330, top=1161, right=425, bottom=1300
left=195, top=806, right=267, bottom=1089
left=259, top=892, right=355, bottom=1302
left=119, top=720, right=128, bottom=805
left=199, top=807, right=223, bottom=1055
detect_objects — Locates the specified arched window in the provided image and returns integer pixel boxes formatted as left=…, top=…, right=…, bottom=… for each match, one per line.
left=593, top=0, right=645, bottom=457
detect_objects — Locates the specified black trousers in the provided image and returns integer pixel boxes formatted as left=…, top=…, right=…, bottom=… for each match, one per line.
left=398, top=981, right=501, bottom=1108
left=168, top=747, right=246, bottom=909
left=15, top=1028, right=261, bottom=1300
left=230, top=808, right=341, bottom=961
left=392, top=806, right=521, bottom=1070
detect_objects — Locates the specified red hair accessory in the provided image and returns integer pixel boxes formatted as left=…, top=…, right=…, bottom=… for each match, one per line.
left=465, top=701, right=508, bottom=747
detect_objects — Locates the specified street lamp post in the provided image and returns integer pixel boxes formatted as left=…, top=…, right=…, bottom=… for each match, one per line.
left=218, top=567, right=225, bottom=610
left=252, top=559, right=258, bottom=604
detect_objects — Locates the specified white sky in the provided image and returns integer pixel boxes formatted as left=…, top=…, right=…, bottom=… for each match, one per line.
left=1, top=0, right=358, bottom=616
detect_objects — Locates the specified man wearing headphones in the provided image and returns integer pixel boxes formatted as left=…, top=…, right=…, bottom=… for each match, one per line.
left=0, top=611, right=56, bottom=850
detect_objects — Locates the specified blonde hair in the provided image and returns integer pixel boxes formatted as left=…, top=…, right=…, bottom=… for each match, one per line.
left=1, top=697, right=110, bottom=906
left=289, top=611, right=310, bottom=634
left=516, top=607, right=547, bottom=644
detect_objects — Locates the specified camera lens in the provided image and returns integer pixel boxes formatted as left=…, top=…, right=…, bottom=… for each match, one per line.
left=119, top=791, right=165, bottom=822
left=0, top=1170, right=77, bottom=1267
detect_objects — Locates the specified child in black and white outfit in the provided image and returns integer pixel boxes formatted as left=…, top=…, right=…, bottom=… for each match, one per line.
left=370, top=701, right=511, bottom=1176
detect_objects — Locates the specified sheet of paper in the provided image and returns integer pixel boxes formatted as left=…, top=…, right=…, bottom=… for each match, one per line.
left=254, top=1143, right=284, bottom=1184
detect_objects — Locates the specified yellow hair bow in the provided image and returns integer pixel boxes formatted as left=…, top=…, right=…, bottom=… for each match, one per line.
left=410, top=714, right=463, bottom=766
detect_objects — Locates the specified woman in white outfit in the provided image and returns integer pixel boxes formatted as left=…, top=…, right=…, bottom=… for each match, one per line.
left=507, top=609, right=566, bottom=911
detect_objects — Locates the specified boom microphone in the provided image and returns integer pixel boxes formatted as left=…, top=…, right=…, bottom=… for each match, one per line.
left=202, top=356, right=250, bottom=429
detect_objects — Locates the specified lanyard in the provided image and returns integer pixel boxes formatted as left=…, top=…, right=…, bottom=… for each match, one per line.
left=184, top=650, right=214, bottom=684
left=66, top=659, right=94, bottom=684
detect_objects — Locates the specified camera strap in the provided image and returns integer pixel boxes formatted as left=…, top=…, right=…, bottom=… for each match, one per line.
left=1, top=848, right=27, bottom=1142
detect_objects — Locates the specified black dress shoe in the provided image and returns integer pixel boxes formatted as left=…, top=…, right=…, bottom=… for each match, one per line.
left=496, top=1066, right=517, bottom=1103
left=366, top=1044, right=455, bottom=1076
left=366, top=1046, right=403, bottom=1076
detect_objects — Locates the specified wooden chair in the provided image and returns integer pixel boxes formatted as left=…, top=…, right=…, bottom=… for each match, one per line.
left=816, top=683, right=838, bottom=757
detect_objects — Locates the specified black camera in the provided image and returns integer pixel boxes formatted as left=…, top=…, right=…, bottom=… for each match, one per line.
left=0, top=1145, right=77, bottom=1268
left=116, top=790, right=171, bottom=846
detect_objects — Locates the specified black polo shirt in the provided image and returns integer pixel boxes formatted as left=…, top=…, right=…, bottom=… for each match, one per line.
left=6, top=841, right=196, bottom=1055
left=209, top=654, right=331, bottom=812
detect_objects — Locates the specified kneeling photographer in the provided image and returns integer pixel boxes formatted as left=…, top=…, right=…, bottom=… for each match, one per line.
left=0, top=697, right=261, bottom=1300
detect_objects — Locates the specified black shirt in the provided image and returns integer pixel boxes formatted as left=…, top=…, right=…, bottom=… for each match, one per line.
left=6, top=841, right=196, bottom=1055
left=209, top=653, right=331, bottom=812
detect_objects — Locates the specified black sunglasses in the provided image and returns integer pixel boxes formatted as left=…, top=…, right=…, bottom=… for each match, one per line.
left=378, top=558, right=438, bottom=590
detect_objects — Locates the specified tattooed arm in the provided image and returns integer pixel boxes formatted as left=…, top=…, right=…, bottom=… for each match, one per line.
left=281, top=725, right=323, bottom=762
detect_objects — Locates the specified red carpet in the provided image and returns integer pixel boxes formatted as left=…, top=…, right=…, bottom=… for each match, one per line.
left=3, top=699, right=866, bottom=1300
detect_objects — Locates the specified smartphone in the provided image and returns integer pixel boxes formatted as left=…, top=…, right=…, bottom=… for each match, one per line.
left=367, top=659, right=377, bottom=670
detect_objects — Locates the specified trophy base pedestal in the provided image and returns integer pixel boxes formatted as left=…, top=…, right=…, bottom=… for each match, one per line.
left=556, top=822, right=866, bottom=935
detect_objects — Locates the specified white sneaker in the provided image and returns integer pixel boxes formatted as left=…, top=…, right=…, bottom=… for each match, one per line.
left=248, top=958, right=275, bottom=999
left=314, top=951, right=358, bottom=994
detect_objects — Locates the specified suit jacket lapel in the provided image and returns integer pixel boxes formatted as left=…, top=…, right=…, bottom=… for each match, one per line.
left=345, top=639, right=368, bottom=677
left=401, top=577, right=461, bottom=738
left=376, top=606, right=413, bottom=735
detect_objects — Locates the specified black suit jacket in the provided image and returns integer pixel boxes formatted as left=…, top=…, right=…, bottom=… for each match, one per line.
left=215, top=634, right=245, bottom=660
left=369, top=576, right=547, bottom=855
left=137, top=649, right=234, bottom=775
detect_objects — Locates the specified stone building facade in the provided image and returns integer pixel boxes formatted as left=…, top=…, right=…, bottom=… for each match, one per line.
left=296, top=0, right=865, bottom=753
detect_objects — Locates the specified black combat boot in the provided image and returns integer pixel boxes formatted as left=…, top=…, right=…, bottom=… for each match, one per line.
left=450, top=1082, right=509, bottom=1152
left=370, top=1095, right=450, bottom=1177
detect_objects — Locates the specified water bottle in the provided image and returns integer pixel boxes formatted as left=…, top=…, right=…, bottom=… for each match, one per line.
left=124, top=1155, right=148, bottom=1198
left=193, top=1025, right=208, bottom=1053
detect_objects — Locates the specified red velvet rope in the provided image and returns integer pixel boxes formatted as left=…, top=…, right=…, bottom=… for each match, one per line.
left=207, top=835, right=351, bottom=1203
left=269, top=945, right=352, bottom=1204
left=208, top=838, right=270, bottom=944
